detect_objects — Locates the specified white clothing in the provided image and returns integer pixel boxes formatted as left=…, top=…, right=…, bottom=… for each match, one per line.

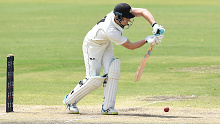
left=83, top=11, right=127, bottom=78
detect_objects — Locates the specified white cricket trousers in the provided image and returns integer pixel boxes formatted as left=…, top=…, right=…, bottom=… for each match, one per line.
left=83, top=38, right=115, bottom=78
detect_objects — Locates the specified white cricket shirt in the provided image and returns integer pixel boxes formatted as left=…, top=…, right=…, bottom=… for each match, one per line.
left=85, top=11, right=127, bottom=45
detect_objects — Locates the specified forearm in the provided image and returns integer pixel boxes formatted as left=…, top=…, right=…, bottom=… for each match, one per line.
left=121, top=39, right=146, bottom=50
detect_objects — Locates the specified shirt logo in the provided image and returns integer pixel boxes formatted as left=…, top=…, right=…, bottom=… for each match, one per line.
left=90, top=58, right=95, bottom=60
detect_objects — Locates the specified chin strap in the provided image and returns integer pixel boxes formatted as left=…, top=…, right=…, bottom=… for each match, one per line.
left=115, top=16, right=124, bottom=28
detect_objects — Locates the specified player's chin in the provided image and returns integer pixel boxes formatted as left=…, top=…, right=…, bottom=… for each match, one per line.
left=122, top=22, right=128, bottom=25
left=123, top=23, right=129, bottom=26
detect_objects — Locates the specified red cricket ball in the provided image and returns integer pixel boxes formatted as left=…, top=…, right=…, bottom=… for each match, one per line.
left=164, top=107, right=169, bottom=112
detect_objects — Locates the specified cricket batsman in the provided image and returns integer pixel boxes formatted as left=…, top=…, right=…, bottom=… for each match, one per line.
left=63, top=3, right=165, bottom=115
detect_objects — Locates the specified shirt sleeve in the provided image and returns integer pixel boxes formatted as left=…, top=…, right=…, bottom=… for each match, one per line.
left=106, top=29, right=127, bottom=45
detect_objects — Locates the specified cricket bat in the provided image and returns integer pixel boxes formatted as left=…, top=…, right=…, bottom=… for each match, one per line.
left=134, top=42, right=156, bottom=82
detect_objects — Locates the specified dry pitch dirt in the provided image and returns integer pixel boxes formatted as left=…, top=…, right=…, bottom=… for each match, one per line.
left=0, top=104, right=219, bottom=124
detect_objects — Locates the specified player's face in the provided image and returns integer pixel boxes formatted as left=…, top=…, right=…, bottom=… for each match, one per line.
left=121, top=17, right=131, bottom=26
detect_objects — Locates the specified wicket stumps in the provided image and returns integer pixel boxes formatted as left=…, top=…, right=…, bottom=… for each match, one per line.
left=6, top=54, right=14, bottom=112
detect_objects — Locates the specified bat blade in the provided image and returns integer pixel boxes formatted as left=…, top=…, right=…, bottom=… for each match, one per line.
left=134, top=43, right=155, bottom=82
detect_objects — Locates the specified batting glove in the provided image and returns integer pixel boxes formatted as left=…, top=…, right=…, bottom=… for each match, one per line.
left=155, top=34, right=164, bottom=44
left=145, top=35, right=156, bottom=43
left=152, top=23, right=165, bottom=36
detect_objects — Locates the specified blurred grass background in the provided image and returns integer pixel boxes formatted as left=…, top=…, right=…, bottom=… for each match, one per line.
left=0, top=0, right=219, bottom=108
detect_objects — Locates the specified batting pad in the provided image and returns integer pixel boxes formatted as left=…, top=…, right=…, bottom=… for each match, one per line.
left=67, top=78, right=88, bottom=97
left=66, top=76, right=106, bottom=104
left=103, top=59, right=121, bottom=110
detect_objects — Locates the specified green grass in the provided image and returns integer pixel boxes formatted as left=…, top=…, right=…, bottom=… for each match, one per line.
left=0, top=0, right=219, bottom=108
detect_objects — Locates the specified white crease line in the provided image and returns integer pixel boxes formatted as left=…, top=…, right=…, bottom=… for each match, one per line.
left=135, top=101, right=165, bottom=108
left=63, top=100, right=167, bottom=123
left=63, top=99, right=177, bottom=123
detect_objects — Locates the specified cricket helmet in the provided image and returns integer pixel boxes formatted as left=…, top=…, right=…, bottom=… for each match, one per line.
left=113, top=3, right=135, bottom=18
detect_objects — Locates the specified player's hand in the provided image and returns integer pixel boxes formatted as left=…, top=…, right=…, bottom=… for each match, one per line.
left=155, top=34, right=164, bottom=44
left=152, top=23, right=165, bottom=36
left=145, top=35, right=156, bottom=43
